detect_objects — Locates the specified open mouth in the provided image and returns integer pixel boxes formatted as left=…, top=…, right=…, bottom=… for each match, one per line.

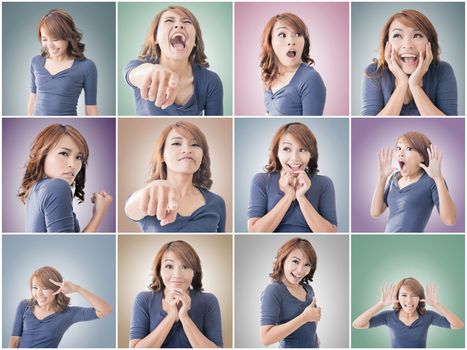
left=63, top=172, right=75, bottom=177
left=399, top=54, right=418, bottom=65
left=290, top=272, right=302, bottom=282
left=286, top=49, right=297, bottom=58
left=398, top=160, right=406, bottom=172
left=287, top=163, right=302, bottom=173
left=170, top=33, right=187, bottom=49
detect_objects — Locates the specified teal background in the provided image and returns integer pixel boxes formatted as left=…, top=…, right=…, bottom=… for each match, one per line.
left=351, top=2, right=465, bottom=116
left=352, top=235, right=465, bottom=348
left=118, top=2, right=232, bottom=116
left=2, top=2, right=116, bottom=116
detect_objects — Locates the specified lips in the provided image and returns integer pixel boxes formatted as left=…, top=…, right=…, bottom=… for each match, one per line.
left=399, top=53, right=418, bottom=65
left=178, top=156, right=194, bottom=162
left=170, top=32, right=187, bottom=50
left=287, top=163, right=303, bottom=172
left=290, top=272, right=302, bottom=283
left=63, top=171, right=75, bottom=177
left=287, top=49, right=297, bottom=58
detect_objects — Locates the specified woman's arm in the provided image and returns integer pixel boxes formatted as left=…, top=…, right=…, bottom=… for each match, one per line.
left=50, top=279, right=112, bottom=318
left=204, top=72, right=223, bottom=116
left=419, top=144, right=456, bottom=225
left=352, top=283, right=395, bottom=329
left=301, top=70, right=326, bottom=116
left=27, top=93, right=36, bottom=116
left=371, top=147, right=396, bottom=217
left=261, top=297, right=320, bottom=346
left=8, top=336, right=20, bottom=348
left=85, top=105, right=99, bottom=116
left=423, top=283, right=464, bottom=330
left=125, top=180, right=180, bottom=225
left=295, top=172, right=336, bottom=232
left=82, top=191, right=113, bottom=232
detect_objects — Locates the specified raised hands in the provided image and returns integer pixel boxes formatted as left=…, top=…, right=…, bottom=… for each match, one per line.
left=49, top=279, right=80, bottom=295
left=301, top=297, right=321, bottom=323
left=379, top=283, right=397, bottom=306
left=409, top=42, right=433, bottom=89
left=377, top=147, right=397, bottom=180
left=419, top=144, right=443, bottom=180
left=163, top=288, right=192, bottom=319
left=421, top=283, right=439, bottom=307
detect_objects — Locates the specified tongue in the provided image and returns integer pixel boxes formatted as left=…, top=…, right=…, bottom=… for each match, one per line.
left=287, top=51, right=296, bottom=58
left=171, top=36, right=185, bottom=49
left=403, top=57, right=417, bottom=64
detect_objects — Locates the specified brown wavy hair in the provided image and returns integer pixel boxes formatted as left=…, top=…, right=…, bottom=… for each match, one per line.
left=18, top=124, right=89, bottom=204
left=149, top=121, right=212, bottom=189
left=371, top=9, right=440, bottom=76
left=149, top=240, right=203, bottom=291
left=270, top=237, right=317, bottom=284
left=29, top=266, right=70, bottom=313
left=139, top=5, right=208, bottom=67
left=392, top=277, right=426, bottom=315
left=38, top=9, right=86, bottom=60
left=397, top=131, right=432, bottom=167
left=260, top=13, right=314, bottom=89
left=265, top=122, right=319, bottom=175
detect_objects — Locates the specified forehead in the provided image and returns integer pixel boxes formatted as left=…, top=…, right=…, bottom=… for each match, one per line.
left=389, top=19, right=419, bottom=33
left=399, top=285, right=417, bottom=294
left=51, top=135, right=81, bottom=151
left=166, top=127, right=195, bottom=141
left=279, top=133, right=301, bottom=146
left=273, top=20, right=294, bottom=32
left=162, top=250, right=184, bottom=263
left=396, top=137, right=411, bottom=146
left=160, top=9, right=190, bottom=21
left=286, top=248, right=309, bottom=262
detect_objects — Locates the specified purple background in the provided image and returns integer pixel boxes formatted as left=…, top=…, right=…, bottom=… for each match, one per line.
left=351, top=118, right=465, bottom=232
left=234, top=2, right=349, bottom=116
left=3, top=118, right=116, bottom=232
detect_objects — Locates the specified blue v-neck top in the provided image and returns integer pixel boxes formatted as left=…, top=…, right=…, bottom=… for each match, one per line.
left=30, top=55, right=97, bottom=116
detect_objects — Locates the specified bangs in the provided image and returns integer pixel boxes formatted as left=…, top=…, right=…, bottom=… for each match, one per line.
left=276, top=15, right=307, bottom=37
left=40, top=19, right=67, bottom=41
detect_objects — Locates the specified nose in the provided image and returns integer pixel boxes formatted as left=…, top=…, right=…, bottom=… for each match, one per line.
left=288, top=39, right=296, bottom=46
left=182, top=144, right=192, bottom=154
left=402, top=36, right=414, bottom=49
left=68, top=157, right=78, bottom=170
left=174, top=22, right=184, bottom=29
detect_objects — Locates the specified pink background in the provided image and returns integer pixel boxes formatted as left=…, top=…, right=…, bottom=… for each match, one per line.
left=235, top=2, right=349, bottom=116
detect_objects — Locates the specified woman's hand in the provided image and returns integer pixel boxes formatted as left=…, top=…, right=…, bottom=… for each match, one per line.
left=409, top=42, right=433, bottom=89
left=385, top=42, right=408, bottom=86
left=177, top=289, right=192, bottom=318
left=377, top=147, right=396, bottom=180
left=295, top=171, right=311, bottom=199
left=91, top=191, right=113, bottom=216
left=163, top=290, right=182, bottom=318
left=139, top=180, right=180, bottom=226
left=379, top=283, right=396, bottom=306
left=419, top=144, right=443, bottom=180
left=421, top=283, right=439, bottom=307
left=49, top=279, right=80, bottom=295
left=301, top=297, right=321, bottom=323
left=279, top=172, right=296, bottom=198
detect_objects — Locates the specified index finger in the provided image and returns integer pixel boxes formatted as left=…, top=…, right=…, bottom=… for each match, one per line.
left=49, top=279, right=61, bottom=286
left=161, top=74, right=179, bottom=109
left=167, top=188, right=179, bottom=211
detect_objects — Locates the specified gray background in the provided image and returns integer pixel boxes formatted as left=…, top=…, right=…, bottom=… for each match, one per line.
left=2, top=2, right=116, bottom=116
left=235, top=118, right=349, bottom=232
left=2, top=235, right=116, bottom=347
left=351, top=2, right=465, bottom=116
left=235, top=235, right=349, bottom=348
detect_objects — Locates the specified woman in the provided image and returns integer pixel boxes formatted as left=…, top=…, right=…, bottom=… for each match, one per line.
left=260, top=238, right=320, bottom=347
left=129, top=240, right=223, bottom=348
left=352, top=277, right=464, bottom=348
left=124, top=5, right=223, bottom=116
left=260, top=13, right=326, bottom=116
left=29, top=9, right=99, bottom=116
left=248, top=122, right=337, bottom=232
left=9, top=266, right=112, bottom=348
left=371, top=131, right=456, bottom=232
left=18, top=124, right=112, bottom=232
left=125, top=121, right=226, bottom=232
left=362, top=9, right=457, bottom=116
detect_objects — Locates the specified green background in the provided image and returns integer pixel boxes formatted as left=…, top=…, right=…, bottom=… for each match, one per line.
left=118, top=2, right=232, bottom=116
left=352, top=235, right=465, bottom=348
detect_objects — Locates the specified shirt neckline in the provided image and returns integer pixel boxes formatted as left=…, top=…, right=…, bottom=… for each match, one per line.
left=269, top=63, right=305, bottom=95
left=42, top=56, right=76, bottom=77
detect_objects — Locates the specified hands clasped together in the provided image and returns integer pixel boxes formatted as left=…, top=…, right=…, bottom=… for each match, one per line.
left=163, top=288, right=191, bottom=320
left=279, top=170, right=311, bottom=200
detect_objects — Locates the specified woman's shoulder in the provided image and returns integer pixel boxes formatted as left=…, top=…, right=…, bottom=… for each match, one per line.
left=134, top=290, right=161, bottom=303
left=193, top=65, right=222, bottom=84
left=200, top=188, right=225, bottom=205
left=35, top=178, right=71, bottom=194
left=311, top=173, right=334, bottom=186
left=263, top=281, right=284, bottom=294
left=17, top=299, right=31, bottom=312
left=192, top=290, right=219, bottom=304
left=31, top=55, right=43, bottom=65
left=298, top=63, right=321, bottom=77
left=431, top=60, right=455, bottom=76
left=252, top=172, right=278, bottom=182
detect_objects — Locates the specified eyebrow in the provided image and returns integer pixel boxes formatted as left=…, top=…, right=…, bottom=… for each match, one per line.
left=281, top=141, right=292, bottom=146
left=164, top=258, right=175, bottom=262
left=59, top=147, right=83, bottom=155
left=163, top=16, right=191, bottom=21
left=275, top=26, right=289, bottom=31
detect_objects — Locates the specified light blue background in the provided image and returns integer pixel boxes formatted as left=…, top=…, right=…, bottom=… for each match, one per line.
left=351, top=2, right=465, bottom=116
left=235, top=118, right=349, bottom=232
left=2, top=235, right=116, bottom=348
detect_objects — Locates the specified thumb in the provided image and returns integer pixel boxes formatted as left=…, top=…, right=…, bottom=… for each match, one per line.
left=419, top=163, right=428, bottom=171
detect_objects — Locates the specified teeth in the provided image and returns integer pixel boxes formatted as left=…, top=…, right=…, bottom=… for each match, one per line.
left=400, top=54, right=417, bottom=58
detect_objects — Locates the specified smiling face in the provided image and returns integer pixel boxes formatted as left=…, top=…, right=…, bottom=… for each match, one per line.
left=31, top=278, right=56, bottom=308
left=40, top=27, right=69, bottom=59
left=44, top=135, right=83, bottom=185
left=388, top=19, right=429, bottom=74
left=271, top=20, right=305, bottom=69
left=155, top=9, right=197, bottom=61
left=277, top=133, right=311, bottom=174
left=160, top=250, right=194, bottom=290
left=398, top=285, right=421, bottom=314
left=163, top=128, right=203, bottom=177
left=282, top=248, right=312, bottom=286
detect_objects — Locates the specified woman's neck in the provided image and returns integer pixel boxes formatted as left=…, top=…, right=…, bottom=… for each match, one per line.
left=281, top=276, right=301, bottom=292
left=159, top=55, right=192, bottom=77
left=399, top=308, right=418, bottom=319
left=166, top=172, right=196, bottom=197
left=48, top=54, right=72, bottom=63
left=401, top=170, right=424, bottom=182
left=277, top=61, right=302, bottom=75
left=35, top=303, right=54, bottom=312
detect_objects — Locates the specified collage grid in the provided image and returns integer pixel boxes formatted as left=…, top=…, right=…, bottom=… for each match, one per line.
left=1, top=0, right=466, bottom=348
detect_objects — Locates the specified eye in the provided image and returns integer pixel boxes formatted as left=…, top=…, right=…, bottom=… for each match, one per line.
left=299, top=148, right=308, bottom=153
left=164, top=264, right=173, bottom=269
left=282, top=146, right=291, bottom=152
left=171, top=142, right=181, bottom=146
left=407, top=147, right=412, bottom=151
left=414, top=33, right=424, bottom=39
left=396, top=146, right=401, bottom=151
left=191, top=143, right=200, bottom=147
left=392, top=33, right=402, bottom=39
left=76, top=155, right=83, bottom=161
left=183, top=19, right=193, bottom=25
left=295, top=32, right=303, bottom=37
left=305, top=263, right=311, bottom=267
left=278, top=32, right=286, bottom=38
left=182, top=265, right=191, bottom=270
left=59, top=151, right=69, bottom=156
left=291, top=259, right=299, bottom=264
left=164, top=18, right=174, bottom=23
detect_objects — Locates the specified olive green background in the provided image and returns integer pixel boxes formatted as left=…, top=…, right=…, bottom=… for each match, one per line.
left=351, top=235, right=465, bottom=348
left=118, top=2, right=232, bottom=116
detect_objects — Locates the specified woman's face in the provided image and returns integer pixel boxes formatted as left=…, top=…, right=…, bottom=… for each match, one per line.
left=160, top=250, right=194, bottom=290
left=282, top=248, right=311, bottom=286
left=398, top=285, right=420, bottom=314
left=163, top=128, right=203, bottom=176
left=388, top=19, right=429, bottom=75
left=277, top=133, right=311, bottom=174
left=31, top=278, right=56, bottom=308
left=396, top=137, right=423, bottom=177
left=40, top=27, right=69, bottom=59
left=44, top=135, right=83, bottom=185
left=271, top=20, right=305, bottom=69
left=156, top=9, right=197, bottom=61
